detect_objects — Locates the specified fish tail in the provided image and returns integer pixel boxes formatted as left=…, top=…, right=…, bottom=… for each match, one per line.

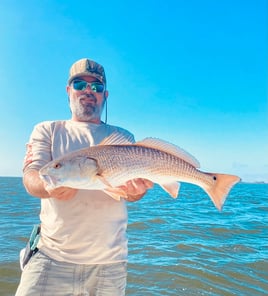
left=204, top=173, right=240, bottom=211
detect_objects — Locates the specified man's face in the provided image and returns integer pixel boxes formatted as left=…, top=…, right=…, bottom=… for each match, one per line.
left=67, top=75, right=108, bottom=123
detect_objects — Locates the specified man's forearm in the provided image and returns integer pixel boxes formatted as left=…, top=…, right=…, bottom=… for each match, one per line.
left=23, top=169, right=50, bottom=198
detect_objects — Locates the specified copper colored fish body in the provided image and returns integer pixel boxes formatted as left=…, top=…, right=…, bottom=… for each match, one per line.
left=40, top=134, right=240, bottom=210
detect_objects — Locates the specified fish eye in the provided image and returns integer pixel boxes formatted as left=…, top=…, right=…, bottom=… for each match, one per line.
left=53, top=163, right=62, bottom=169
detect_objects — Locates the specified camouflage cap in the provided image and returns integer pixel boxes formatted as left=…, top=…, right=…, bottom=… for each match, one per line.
left=68, top=58, right=106, bottom=85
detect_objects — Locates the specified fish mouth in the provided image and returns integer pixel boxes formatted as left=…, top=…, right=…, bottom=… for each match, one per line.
left=40, top=174, right=58, bottom=188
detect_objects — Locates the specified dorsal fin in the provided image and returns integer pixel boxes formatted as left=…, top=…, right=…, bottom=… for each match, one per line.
left=99, top=133, right=133, bottom=146
left=135, top=138, right=200, bottom=168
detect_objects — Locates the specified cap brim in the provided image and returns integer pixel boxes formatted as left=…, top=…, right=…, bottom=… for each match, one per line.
left=68, top=72, right=104, bottom=84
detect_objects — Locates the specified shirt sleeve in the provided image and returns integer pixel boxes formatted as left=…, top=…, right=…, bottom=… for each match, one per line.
left=23, top=121, right=53, bottom=173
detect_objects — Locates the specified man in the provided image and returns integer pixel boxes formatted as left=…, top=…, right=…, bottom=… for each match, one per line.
left=16, top=58, right=153, bottom=296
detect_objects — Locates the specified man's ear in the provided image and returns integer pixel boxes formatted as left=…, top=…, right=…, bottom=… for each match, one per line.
left=104, top=90, right=109, bottom=100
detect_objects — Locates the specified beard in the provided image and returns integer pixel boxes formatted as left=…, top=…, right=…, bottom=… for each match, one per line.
left=70, top=94, right=103, bottom=122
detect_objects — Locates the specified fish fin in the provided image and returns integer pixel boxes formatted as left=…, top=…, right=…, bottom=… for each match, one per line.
left=96, top=174, right=127, bottom=201
left=203, top=173, right=241, bottom=211
left=99, top=133, right=133, bottom=146
left=135, top=138, right=200, bottom=168
left=103, top=187, right=127, bottom=201
left=159, top=182, right=180, bottom=198
left=96, top=174, right=113, bottom=187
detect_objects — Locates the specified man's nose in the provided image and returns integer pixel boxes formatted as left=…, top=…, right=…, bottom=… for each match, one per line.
left=84, top=85, right=94, bottom=93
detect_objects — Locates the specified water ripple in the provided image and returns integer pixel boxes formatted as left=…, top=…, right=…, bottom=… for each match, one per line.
left=0, top=178, right=267, bottom=295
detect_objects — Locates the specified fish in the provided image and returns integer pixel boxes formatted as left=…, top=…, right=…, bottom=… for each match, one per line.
left=39, top=133, right=241, bottom=211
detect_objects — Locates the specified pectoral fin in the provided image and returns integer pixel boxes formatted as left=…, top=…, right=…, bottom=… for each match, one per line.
left=96, top=174, right=113, bottom=187
left=95, top=174, right=128, bottom=201
left=159, top=182, right=180, bottom=198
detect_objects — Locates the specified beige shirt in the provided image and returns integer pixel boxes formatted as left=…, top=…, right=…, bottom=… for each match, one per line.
left=23, top=120, right=134, bottom=264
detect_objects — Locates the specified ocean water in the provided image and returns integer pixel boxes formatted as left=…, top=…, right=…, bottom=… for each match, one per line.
left=0, top=177, right=267, bottom=296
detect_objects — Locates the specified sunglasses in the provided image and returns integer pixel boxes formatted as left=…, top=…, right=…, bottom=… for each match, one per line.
left=71, top=80, right=105, bottom=93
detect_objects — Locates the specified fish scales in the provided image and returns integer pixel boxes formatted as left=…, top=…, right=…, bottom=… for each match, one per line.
left=83, top=145, right=201, bottom=185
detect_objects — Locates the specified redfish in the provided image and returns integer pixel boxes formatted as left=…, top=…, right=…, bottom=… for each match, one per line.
left=39, top=133, right=240, bottom=210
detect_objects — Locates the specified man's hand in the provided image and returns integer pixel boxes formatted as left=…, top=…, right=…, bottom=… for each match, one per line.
left=23, top=169, right=78, bottom=200
left=117, top=178, right=153, bottom=202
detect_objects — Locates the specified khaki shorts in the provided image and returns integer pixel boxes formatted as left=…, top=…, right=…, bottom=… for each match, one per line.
left=15, top=251, right=127, bottom=296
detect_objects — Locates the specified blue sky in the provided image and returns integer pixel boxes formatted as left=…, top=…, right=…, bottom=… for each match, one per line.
left=0, top=0, right=267, bottom=182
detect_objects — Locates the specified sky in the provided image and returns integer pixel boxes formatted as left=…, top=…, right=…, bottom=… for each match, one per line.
left=0, top=0, right=267, bottom=182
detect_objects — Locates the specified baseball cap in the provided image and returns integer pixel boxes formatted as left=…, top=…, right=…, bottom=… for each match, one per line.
left=68, top=58, right=106, bottom=85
